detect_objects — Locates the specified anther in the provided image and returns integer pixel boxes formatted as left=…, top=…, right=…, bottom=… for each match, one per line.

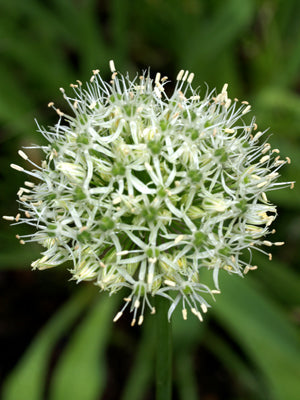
left=56, top=109, right=64, bottom=116
left=242, top=105, right=251, bottom=114
left=182, top=70, right=189, bottom=81
left=261, top=147, right=271, bottom=156
left=253, top=131, right=264, bottom=141
left=48, top=102, right=54, bottom=107
left=263, top=240, right=272, bottom=246
left=274, top=242, right=285, bottom=246
left=187, top=72, right=194, bottom=84
left=182, top=309, right=187, bottom=320
left=109, top=60, right=116, bottom=72
left=268, top=253, right=272, bottom=261
left=18, top=150, right=28, bottom=160
left=201, top=304, right=208, bottom=313
left=221, top=83, right=228, bottom=93
left=261, top=192, right=268, bottom=202
left=191, top=308, right=203, bottom=321
left=174, top=235, right=185, bottom=244
left=176, top=70, right=184, bottom=81
left=134, top=300, right=140, bottom=308
left=10, top=164, right=24, bottom=172
left=155, top=72, right=161, bottom=84
left=113, top=311, right=123, bottom=322
left=131, top=319, right=136, bottom=327
left=224, top=128, right=235, bottom=133
left=112, top=197, right=122, bottom=204
left=257, top=181, right=268, bottom=188
left=15, top=213, right=21, bottom=222
left=225, top=99, right=231, bottom=108
left=24, top=181, right=35, bottom=187
left=286, top=156, right=291, bottom=164
left=116, top=250, right=129, bottom=256
left=243, top=266, right=250, bottom=274
left=3, top=216, right=15, bottom=221
left=138, top=315, right=144, bottom=325
left=290, top=182, right=295, bottom=189
left=88, top=101, right=97, bottom=109
left=19, top=240, right=25, bottom=245
left=260, top=155, right=270, bottom=163
left=164, top=280, right=176, bottom=287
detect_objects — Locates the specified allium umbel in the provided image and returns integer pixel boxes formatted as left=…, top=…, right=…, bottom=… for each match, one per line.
left=5, top=61, right=293, bottom=325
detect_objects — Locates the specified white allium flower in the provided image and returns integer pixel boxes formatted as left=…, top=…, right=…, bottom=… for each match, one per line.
left=4, top=61, right=293, bottom=325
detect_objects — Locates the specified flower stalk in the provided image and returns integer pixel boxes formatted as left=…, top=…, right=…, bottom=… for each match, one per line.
left=155, top=296, right=172, bottom=400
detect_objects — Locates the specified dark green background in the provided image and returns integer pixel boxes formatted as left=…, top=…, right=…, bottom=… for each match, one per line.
left=1, top=1, right=299, bottom=399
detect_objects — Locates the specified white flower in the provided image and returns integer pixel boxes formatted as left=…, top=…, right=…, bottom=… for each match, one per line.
left=5, top=61, right=293, bottom=325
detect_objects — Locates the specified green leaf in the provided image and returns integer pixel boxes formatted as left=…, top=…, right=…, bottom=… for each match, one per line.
left=205, top=332, right=268, bottom=400
left=49, top=294, right=117, bottom=400
left=120, top=318, right=155, bottom=400
left=2, top=287, right=96, bottom=400
left=172, top=303, right=206, bottom=400
left=212, top=272, right=300, bottom=400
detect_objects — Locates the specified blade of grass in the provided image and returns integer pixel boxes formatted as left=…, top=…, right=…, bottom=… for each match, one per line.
left=49, top=294, right=117, bottom=400
left=2, top=286, right=96, bottom=400
left=212, top=272, right=300, bottom=400
left=120, top=317, right=155, bottom=400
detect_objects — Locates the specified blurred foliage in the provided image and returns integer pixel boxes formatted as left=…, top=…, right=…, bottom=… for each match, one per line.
left=0, top=0, right=299, bottom=399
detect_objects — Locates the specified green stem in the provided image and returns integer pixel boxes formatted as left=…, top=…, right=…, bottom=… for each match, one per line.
left=155, top=296, right=172, bottom=400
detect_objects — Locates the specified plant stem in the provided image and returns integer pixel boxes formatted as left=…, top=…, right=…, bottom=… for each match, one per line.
left=155, top=296, right=172, bottom=400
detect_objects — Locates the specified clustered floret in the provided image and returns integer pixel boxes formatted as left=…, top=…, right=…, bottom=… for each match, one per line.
left=4, top=61, right=292, bottom=325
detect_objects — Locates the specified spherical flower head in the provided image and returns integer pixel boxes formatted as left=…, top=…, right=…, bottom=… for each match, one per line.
left=5, top=61, right=293, bottom=325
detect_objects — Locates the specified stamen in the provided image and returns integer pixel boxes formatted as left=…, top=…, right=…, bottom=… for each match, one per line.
left=113, top=311, right=123, bottom=322
left=174, top=235, right=185, bottom=244
left=242, top=105, right=251, bottom=114
left=201, top=303, right=208, bottom=313
left=3, top=216, right=15, bottom=221
left=187, top=73, right=194, bottom=84
left=18, top=150, right=28, bottom=160
left=176, top=70, right=184, bottom=81
left=109, top=60, right=116, bottom=73
left=10, top=164, right=24, bottom=172
left=182, top=70, right=189, bottom=81
left=164, top=280, right=176, bottom=287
